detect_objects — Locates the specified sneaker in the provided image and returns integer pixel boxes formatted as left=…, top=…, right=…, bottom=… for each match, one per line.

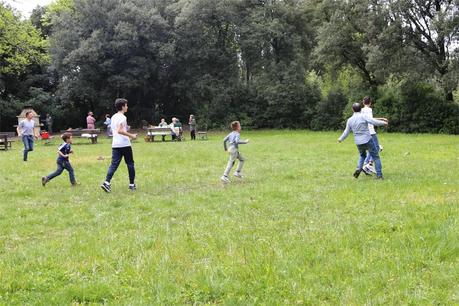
left=367, top=164, right=376, bottom=174
left=220, top=175, right=230, bottom=183
left=375, top=176, right=384, bottom=180
left=233, top=172, right=243, bottom=179
left=129, top=184, right=136, bottom=191
left=41, top=176, right=48, bottom=187
left=101, top=182, right=111, bottom=193
left=362, top=165, right=372, bottom=176
left=353, top=169, right=361, bottom=179
left=71, top=182, right=80, bottom=187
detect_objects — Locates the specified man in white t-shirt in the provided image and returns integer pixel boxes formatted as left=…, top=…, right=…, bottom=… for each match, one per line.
left=361, top=96, right=387, bottom=175
left=101, top=98, right=138, bottom=192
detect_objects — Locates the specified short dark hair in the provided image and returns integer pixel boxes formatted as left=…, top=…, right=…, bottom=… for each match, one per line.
left=115, top=98, right=128, bottom=111
left=352, top=103, right=362, bottom=112
left=25, top=111, right=33, bottom=116
left=231, top=121, right=240, bottom=130
left=61, top=132, right=72, bottom=141
left=362, top=96, right=372, bottom=105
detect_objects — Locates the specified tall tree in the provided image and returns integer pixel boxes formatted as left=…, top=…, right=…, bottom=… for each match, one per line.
left=388, top=0, right=459, bottom=100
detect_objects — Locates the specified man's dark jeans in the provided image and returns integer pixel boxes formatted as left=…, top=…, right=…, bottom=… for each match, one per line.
left=105, top=146, right=135, bottom=184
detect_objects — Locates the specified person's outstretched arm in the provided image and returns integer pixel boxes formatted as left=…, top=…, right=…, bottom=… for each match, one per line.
left=338, top=120, right=351, bottom=143
left=366, top=117, right=388, bottom=127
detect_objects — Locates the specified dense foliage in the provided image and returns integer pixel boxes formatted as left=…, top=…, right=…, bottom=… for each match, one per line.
left=1, top=0, right=458, bottom=132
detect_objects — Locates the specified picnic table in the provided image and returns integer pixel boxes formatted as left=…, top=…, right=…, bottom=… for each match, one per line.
left=62, top=129, right=101, bottom=144
left=0, top=132, right=15, bottom=150
left=145, top=127, right=173, bottom=142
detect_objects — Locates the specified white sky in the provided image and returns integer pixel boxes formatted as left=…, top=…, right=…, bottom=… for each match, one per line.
left=3, top=0, right=55, bottom=17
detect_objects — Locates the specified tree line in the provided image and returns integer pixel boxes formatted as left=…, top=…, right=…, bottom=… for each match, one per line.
left=1, top=0, right=458, bottom=133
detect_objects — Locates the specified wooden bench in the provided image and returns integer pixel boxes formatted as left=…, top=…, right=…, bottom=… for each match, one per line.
left=144, top=127, right=173, bottom=142
left=197, top=125, right=208, bottom=140
left=62, top=129, right=101, bottom=144
left=0, top=132, right=15, bottom=150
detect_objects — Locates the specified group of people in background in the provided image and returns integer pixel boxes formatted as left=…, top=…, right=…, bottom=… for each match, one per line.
left=153, top=114, right=197, bottom=141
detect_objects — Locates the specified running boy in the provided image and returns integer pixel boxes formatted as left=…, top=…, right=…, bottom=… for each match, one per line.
left=220, top=121, right=249, bottom=183
left=338, top=103, right=388, bottom=179
left=361, top=96, right=387, bottom=175
left=42, top=132, right=77, bottom=186
left=101, top=98, right=137, bottom=192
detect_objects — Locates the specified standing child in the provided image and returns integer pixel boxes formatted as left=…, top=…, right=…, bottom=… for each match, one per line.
left=42, top=132, right=77, bottom=186
left=101, top=98, right=137, bottom=192
left=338, top=103, right=388, bottom=179
left=220, top=121, right=249, bottom=183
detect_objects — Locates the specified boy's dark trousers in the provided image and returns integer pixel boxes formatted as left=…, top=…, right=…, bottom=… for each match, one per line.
left=47, top=160, right=76, bottom=184
left=105, top=146, right=135, bottom=184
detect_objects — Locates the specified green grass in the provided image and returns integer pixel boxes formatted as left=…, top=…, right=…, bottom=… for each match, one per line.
left=0, top=130, right=458, bottom=304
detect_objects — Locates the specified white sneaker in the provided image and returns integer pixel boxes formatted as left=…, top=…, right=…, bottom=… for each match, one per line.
left=362, top=164, right=372, bottom=176
left=367, top=163, right=376, bottom=174
left=233, top=172, right=243, bottom=178
left=220, top=175, right=230, bottom=183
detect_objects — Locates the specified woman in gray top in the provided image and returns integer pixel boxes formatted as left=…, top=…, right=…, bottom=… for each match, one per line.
left=189, top=114, right=196, bottom=140
left=17, top=111, right=39, bottom=161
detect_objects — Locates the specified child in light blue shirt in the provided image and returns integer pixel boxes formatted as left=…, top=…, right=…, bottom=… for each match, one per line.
left=221, top=121, right=249, bottom=183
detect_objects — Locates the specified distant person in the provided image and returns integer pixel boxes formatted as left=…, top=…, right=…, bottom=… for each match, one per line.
left=174, top=118, right=183, bottom=141
left=338, top=102, right=388, bottom=180
left=101, top=98, right=138, bottom=193
left=86, top=111, right=96, bottom=129
left=158, top=118, right=168, bottom=141
left=158, top=118, right=168, bottom=127
left=41, top=132, right=78, bottom=187
left=361, top=96, right=387, bottom=175
left=170, top=117, right=177, bottom=140
left=220, top=121, right=249, bottom=184
left=45, top=113, right=53, bottom=134
left=17, top=111, right=39, bottom=161
left=189, top=114, right=196, bottom=140
left=104, top=114, right=112, bottom=137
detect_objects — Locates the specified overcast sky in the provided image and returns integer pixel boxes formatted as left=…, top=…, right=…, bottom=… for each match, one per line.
left=4, top=0, right=55, bottom=17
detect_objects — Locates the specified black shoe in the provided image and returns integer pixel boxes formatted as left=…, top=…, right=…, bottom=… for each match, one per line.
left=353, top=170, right=361, bottom=178
left=41, top=176, right=48, bottom=187
left=129, top=184, right=136, bottom=191
left=101, top=182, right=111, bottom=193
left=375, top=176, right=384, bottom=180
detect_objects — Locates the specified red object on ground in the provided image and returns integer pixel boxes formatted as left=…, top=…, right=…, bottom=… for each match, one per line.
left=41, top=131, right=49, bottom=139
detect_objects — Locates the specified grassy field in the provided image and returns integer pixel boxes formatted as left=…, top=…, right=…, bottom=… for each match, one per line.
left=0, top=130, right=458, bottom=305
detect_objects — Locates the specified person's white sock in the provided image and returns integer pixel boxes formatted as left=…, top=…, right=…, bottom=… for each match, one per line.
left=104, top=181, right=110, bottom=185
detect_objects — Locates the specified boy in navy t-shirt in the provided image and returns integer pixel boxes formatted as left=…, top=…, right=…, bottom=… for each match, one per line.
left=42, top=132, right=77, bottom=186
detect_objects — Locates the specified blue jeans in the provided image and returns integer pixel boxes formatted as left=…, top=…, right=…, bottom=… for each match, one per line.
left=105, top=146, right=135, bottom=184
left=22, top=135, right=34, bottom=161
left=47, top=160, right=76, bottom=184
left=357, top=140, right=383, bottom=177
left=364, top=134, right=380, bottom=164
